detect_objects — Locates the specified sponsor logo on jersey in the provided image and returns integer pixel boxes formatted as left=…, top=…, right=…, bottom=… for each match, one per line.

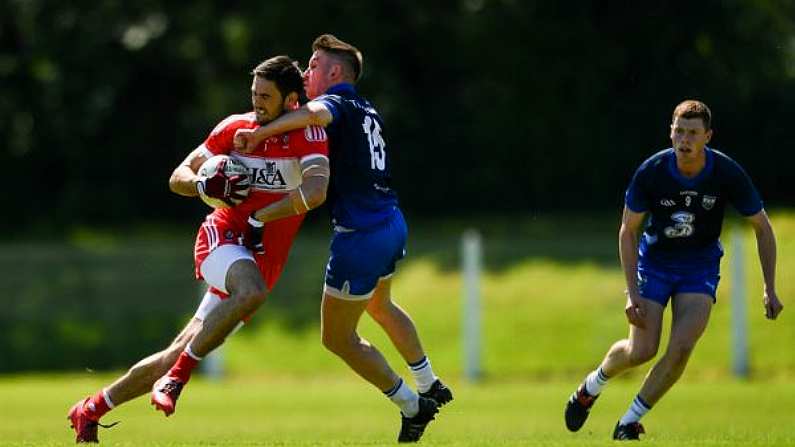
left=234, top=155, right=304, bottom=191
left=249, top=162, right=288, bottom=189
left=664, top=211, right=695, bottom=238
left=671, top=211, right=695, bottom=223
left=224, top=230, right=234, bottom=240
left=660, top=199, right=676, bottom=206
left=702, top=195, right=717, bottom=210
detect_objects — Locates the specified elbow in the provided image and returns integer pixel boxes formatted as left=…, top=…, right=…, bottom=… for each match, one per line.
left=168, top=174, right=177, bottom=192
left=307, top=109, right=326, bottom=127
left=619, top=226, right=638, bottom=246
left=303, top=104, right=331, bottom=127
left=168, top=173, right=179, bottom=194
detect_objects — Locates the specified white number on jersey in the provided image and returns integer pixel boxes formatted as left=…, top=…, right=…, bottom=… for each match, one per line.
left=362, top=115, right=386, bottom=171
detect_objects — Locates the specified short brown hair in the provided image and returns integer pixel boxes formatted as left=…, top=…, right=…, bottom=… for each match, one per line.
left=672, top=100, right=712, bottom=130
left=251, top=55, right=304, bottom=99
left=312, top=34, right=363, bottom=82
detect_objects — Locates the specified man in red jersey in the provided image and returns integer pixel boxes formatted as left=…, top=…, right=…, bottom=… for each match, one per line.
left=67, top=55, right=329, bottom=443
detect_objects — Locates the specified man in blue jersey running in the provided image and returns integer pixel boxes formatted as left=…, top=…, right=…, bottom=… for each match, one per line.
left=235, top=34, right=452, bottom=443
left=564, top=99, right=784, bottom=440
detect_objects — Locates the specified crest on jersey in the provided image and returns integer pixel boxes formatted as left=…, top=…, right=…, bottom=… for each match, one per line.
left=702, top=195, right=717, bottom=210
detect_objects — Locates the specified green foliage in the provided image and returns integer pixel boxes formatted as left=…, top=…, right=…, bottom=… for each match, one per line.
left=2, top=2, right=795, bottom=230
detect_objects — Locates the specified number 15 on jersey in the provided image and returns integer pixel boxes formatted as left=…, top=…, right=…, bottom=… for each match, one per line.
left=363, top=115, right=386, bottom=171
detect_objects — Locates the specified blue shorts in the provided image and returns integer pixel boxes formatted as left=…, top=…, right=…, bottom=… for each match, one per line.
left=637, top=260, right=721, bottom=307
left=324, top=209, right=407, bottom=300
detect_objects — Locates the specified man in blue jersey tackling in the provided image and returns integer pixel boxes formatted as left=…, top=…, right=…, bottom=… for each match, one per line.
left=235, top=34, right=451, bottom=443
left=564, top=100, right=783, bottom=440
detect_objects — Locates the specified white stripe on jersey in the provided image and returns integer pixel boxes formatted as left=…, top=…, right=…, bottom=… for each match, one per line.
left=197, top=143, right=214, bottom=159
left=203, top=215, right=220, bottom=251
left=304, top=125, right=327, bottom=142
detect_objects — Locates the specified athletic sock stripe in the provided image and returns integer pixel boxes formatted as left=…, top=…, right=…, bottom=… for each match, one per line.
left=102, top=389, right=115, bottom=409
left=408, top=356, right=428, bottom=370
left=185, top=345, right=203, bottom=361
left=635, top=395, right=651, bottom=410
left=383, top=378, right=403, bottom=397
left=597, top=368, right=609, bottom=382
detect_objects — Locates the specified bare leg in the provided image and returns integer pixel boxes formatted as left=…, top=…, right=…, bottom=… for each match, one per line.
left=188, top=259, right=267, bottom=356
left=105, top=319, right=202, bottom=405
left=637, top=293, right=712, bottom=406
left=366, top=278, right=425, bottom=364
left=321, top=292, right=400, bottom=391
left=600, top=298, right=665, bottom=377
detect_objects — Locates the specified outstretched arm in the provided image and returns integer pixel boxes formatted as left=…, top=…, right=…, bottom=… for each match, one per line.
left=746, top=209, right=783, bottom=320
left=235, top=102, right=334, bottom=151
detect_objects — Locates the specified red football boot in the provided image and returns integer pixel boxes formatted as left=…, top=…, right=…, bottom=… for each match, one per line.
left=67, top=398, right=118, bottom=443
left=150, top=375, right=185, bottom=417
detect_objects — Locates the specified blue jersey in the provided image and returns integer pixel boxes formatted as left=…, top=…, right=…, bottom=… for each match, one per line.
left=314, top=83, right=399, bottom=230
left=625, top=148, right=762, bottom=268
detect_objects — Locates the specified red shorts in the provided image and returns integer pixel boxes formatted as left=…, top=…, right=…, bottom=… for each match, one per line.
left=194, top=211, right=305, bottom=296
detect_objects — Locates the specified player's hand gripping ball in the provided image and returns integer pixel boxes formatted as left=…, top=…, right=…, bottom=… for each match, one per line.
left=196, top=155, right=251, bottom=208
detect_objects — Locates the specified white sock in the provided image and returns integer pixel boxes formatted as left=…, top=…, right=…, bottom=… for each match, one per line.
left=619, top=395, right=651, bottom=425
left=383, top=378, right=419, bottom=417
left=584, top=366, right=609, bottom=396
left=185, top=345, right=203, bottom=361
left=102, top=389, right=115, bottom=409
left=408, top=356, right=438, bottom=393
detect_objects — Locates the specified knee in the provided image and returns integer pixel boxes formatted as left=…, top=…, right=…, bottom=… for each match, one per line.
left=665, top=343, right=696, bottom=366
left=234, top=283, right=268, bottom=312
left=321, top=329, right=352, bottom=357
left=627, top=343, right=658, bottom=366
left=367, top=302, right=392, bottom=324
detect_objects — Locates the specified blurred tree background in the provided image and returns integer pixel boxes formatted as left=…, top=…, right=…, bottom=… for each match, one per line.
left=3, top=0, right=794, bottom=231
left=2, top=1, right=794, bottom=372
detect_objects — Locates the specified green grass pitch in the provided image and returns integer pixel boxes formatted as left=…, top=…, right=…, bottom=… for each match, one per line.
left=1, top=373, right=793, bottom=446
left=2, top=210, right=794, bottom=445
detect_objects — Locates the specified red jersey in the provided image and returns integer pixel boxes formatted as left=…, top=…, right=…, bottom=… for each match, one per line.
left=193, top=112, right=328, bottom=292
left=199, top=111, right=329, bottom=222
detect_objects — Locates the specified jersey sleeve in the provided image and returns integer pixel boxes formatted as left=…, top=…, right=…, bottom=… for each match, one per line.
left=202, top=115, right=246, bottom=156
left=290, top=126, right=329, bottom=162
left=312, top=94, right=343, bottom=125
left=724, top=158, right=763, bottom=216
left=624, top=162, right=651, bottom=212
